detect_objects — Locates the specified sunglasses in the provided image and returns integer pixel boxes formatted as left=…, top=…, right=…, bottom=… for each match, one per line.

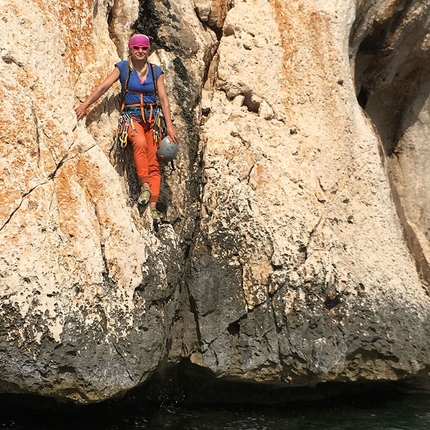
left=131, top=45, right=149, bottom=51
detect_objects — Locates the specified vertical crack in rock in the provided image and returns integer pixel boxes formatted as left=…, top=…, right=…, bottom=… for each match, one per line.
left=245, top=164, right=255, bottom=184
left=194, top=0, right=233, bottom=41
left=303, top=213, right=326, bottom=264
left=112, top=342, right=135, bottom=381
left=193, top=0, right=233, bottom=90
left=30, top=105, right=42, bottom=168
left=135, top=0, right=168, bottom=44
left=130, top=0, right=231, bottom=367
left=352, top=1, right=430, bottom=288
left=100, top=243, right=111, bottom=284
left=187, top=287, right=203, bottom=348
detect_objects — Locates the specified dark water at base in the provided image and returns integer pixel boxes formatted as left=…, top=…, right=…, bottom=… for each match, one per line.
left=1, top=391, right=430, bottom=430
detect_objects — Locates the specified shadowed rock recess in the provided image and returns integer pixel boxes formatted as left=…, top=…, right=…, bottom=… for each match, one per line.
left=0, top=0, right=430, bottom=404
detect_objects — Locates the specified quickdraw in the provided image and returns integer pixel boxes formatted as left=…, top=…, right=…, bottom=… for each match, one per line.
left=153, top=106, right=167, bottom=147
left=114, top=112, right=136, bottom=163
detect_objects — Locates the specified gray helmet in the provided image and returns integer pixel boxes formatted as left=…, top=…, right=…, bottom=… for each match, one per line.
left=156, top=136, right=178, bottom=162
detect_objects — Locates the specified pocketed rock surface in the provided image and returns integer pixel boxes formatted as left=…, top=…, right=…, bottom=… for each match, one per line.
left=0, top=0, right=429, bottom=402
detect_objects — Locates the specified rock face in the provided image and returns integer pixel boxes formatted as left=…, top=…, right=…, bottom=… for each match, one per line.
left=0, top=0, right=430, bottom=403
left=188, top=0, right=430, bottom=384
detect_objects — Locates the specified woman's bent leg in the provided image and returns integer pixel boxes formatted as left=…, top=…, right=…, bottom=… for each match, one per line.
left=144, top=125, right=161, bottom=203
left=128, top=120, right=149, bottom=184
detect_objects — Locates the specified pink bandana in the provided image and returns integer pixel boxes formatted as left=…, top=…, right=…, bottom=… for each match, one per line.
left=129, top=34, right=150, bottom=48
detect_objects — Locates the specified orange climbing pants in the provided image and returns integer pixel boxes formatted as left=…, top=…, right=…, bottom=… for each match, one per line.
left=127, top=118, right=161, bottom=203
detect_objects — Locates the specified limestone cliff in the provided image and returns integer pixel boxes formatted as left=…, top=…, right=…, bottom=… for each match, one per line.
left=0, top=0, right=429, bottom=403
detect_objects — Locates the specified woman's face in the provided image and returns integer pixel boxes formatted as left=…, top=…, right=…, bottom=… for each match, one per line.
left=130, top=45, right=150, bottom=61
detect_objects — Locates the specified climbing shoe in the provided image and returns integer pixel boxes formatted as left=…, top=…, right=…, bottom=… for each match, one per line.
left=150, top=207, right=160, bottom=221
left=138, top=188, right=151, bottom=206
left=151, top=207, right=160, bottom=231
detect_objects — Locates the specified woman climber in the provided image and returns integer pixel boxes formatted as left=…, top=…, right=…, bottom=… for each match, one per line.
left=74, top=34, right=179, bottom=222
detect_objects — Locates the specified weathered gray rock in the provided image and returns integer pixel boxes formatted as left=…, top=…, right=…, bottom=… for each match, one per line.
left=0, top=0, right=430, bottom=403
left=186, top=0, right=430, bottom=386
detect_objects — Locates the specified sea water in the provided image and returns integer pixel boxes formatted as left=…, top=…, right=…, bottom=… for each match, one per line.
left=1, top=391, right=430, bottom=430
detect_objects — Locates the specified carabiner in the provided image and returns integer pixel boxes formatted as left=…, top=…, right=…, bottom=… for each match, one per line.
left=119, top=130, right=128, bottom=147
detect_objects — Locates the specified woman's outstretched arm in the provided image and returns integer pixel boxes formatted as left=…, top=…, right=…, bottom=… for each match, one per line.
left=75, top=67, right=121, bottom=120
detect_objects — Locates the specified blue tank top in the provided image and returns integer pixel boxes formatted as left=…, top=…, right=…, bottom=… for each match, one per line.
left=116, top=60, right=163, bottom=105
